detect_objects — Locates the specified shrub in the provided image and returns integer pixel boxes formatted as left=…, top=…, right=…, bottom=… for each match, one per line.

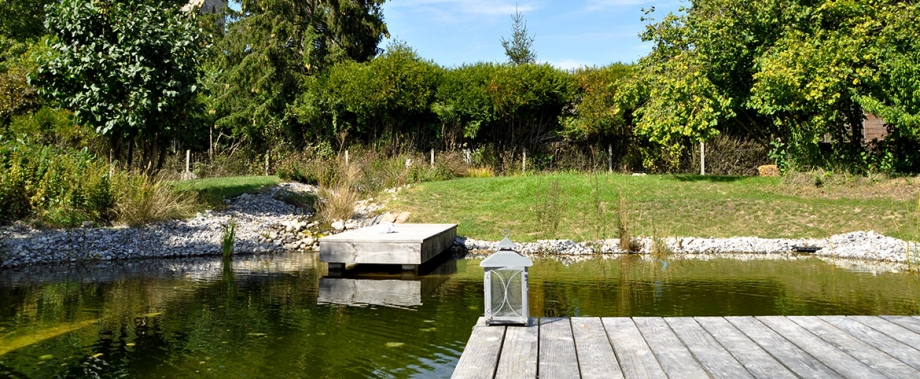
left=113, top=173, right=197, bottom=226
left=0, top=138, right=114, bottom=226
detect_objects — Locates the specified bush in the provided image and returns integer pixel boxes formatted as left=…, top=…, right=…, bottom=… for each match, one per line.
left=0, top=138, right=114, bottom=226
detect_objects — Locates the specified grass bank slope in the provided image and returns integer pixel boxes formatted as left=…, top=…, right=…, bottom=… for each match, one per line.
left=386, top=173, right=919, bottom=242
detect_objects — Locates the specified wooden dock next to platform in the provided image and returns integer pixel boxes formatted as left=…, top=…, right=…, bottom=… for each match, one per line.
left=452, top=316, right=920, bottom=379
left=319, top=223, right=456, bottom=271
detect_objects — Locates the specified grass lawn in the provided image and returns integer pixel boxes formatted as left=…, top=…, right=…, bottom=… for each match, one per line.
left=172, top=175, right=281, bottom=208
left=385, top=173, right=920, bottom=241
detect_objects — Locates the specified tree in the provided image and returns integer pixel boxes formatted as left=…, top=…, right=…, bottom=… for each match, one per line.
left=208, top=0, right=388, bottom=149
left=34, top=0, right=205, bottom=170
left=501, top=6, right=536, bottom=65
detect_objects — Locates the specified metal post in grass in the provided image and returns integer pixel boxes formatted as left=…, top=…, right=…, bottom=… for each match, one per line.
left=265, top=149, right=269, bottom=175
left=186, top=150, right=191, bottom=174
left=481, top=230, right=532, bottom=326
left=430, top=149, right=434, bottom=166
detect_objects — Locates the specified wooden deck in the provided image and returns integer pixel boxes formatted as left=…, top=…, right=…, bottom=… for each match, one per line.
left=318, top=223, right=457, bottom=271
left=452, top=316, right=920, bottom=379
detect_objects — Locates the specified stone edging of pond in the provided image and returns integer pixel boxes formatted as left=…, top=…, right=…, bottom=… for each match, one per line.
left=455, top=231, right=919, bottom=264
left=1, top=182, right=917, bottom=268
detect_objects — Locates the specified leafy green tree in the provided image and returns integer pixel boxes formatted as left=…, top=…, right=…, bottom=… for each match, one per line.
left=501, top=6, right=536, bottom=65
left=0, top=0, right=53, bottom=43
left=34, top=0, right=205, bottom=170
left=299, top=41, right=442, bottom=149
left=749, top=0, right=920, bottom=171
left=208, top=0, right=388, bottom=149
left=434, top=62, right=571, bottom=157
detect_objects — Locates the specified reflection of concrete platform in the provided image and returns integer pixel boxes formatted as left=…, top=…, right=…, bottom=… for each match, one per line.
left=317, top=255, right=456, bottom=308
left=318, top=278, right=424, bottom=307
left=319, top=223, right=457, bottom=271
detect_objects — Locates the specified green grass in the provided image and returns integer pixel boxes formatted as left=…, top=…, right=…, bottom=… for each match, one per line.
left=172, top=176, right=281, bottom=209
left=386, top=172, right=919, bottom=241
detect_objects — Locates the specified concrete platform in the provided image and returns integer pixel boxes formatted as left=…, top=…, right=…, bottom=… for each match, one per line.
left=319, top=223, right=457, bottom=270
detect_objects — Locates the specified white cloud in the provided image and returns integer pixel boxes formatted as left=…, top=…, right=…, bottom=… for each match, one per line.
left=544, top=59, right=594, bottom=70
left=388, top=0, right=537, bottom=16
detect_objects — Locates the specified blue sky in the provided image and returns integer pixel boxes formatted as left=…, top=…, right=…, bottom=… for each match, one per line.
left=381, top=0, right=686, bottom=69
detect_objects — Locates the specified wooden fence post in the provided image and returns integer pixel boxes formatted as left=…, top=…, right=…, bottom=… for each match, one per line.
left=522, top=148, right=527, bottom=175
left=700, top=142, right=706, bottom=175
left=608, top=144, right=613, bottom=172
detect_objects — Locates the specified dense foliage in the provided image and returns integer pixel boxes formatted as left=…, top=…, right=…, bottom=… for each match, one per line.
left=635, top=0, right=920, bottom=172
left=33, top=0, right=205, bottom=171
left=4, top=0, right=920, bottom=226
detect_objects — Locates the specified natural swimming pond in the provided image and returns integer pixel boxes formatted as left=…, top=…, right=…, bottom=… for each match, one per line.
left=1, top=253, right=918, bottom=378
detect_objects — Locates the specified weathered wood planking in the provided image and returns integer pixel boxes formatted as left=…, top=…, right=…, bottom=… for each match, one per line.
left=319, top=223, right=457, bottom=265
left=452, top=317, right=505, bottom=379
left=788, top=316, right=920, bottom=378
left=631, top=317, right=708, bottom=378
left=603, top=317, right=668, bottom=379
left=571, top=317, right=623, bottom=379
left=849, top=316, right=920, bottom=352
left=755, top=316, right=887, bottom=379
left=724, top=316, right=843, bottom=379
left=494, top=321, right=538, bottom=379
left=539, top=317, right=580, bottom=379
left=819, top=316, right=920, bottom=371
left=881, top=315, right=920, bottom=334
left=452, top=316, right=920, bottom=379
left=666, top=317, right=754, bottom=379
left=695, top=316, right=796, bottom=378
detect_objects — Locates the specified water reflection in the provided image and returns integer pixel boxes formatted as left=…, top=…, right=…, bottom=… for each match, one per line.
left=318, top=256, right=457, bottom=308
left=0, top=252, right=917, bottom=378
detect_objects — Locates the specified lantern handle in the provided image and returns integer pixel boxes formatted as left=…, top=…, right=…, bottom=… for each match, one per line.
left=502, top=229, right=511, bottom=238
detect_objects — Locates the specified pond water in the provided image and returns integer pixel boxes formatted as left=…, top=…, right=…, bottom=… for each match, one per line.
left=1, top=252, right=918, bottom=378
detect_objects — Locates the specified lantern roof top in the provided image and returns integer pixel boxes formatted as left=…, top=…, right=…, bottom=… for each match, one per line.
left=480, top=250, right=533, bottom=268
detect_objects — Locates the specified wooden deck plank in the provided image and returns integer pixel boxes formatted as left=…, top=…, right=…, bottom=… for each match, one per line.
left=724, top=316, right=843, bottom=379
left=539, top=317, right=580, bottom=379
left=632, top=317, right=709, bottom=379
left=452, top=316, right=915, bottom=379
left=848, top=316, right=920, bottom=353
left=819, top=316, right=920, bottom=371
left=452, top=318, right=506, bottom=379
left=495, top=322, right=538, bottom=379
left=571, top=317, right=624, bottom=379
left=665, top=317, right=754, bottom=379
left=789, top=316, right=920, bottom=378
left=755, top=316, right=886, bottom=379
left=695, top=317, right=796, bottom=378
left=602, top=317, right=668, bottom=379
left=881, top=315, right=920, bottom=334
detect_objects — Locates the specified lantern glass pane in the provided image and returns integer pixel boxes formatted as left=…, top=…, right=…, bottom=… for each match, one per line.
left=489, top=269, right=524, bottom=318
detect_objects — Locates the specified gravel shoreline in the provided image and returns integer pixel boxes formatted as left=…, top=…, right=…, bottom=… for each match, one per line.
left=1, top=183, right=918, bottom=269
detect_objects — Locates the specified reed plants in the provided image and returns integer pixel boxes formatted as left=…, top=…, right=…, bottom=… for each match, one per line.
left=533, top=178, right=570, bottom=238
left=317, top=158, right=362, bottom=222
left=222, top=218, right=236, bottom=259
left=616, top=188, right=635, bottom=252
left=894, top=194, right=920, bottom=271
left=113, top=173, right=197, bottom=226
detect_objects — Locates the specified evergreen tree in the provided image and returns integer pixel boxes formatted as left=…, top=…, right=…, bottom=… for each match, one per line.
left=208, top=0, right=388, bottom=149
left=500, top=5, right=536, bottom=65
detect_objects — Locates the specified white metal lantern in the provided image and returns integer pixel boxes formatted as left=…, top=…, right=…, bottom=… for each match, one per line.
left=480, top=231, right=533, bottom=325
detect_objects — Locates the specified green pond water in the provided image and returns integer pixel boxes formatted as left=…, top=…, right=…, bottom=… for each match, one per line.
left=1, top=253, right=918, bottom=378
